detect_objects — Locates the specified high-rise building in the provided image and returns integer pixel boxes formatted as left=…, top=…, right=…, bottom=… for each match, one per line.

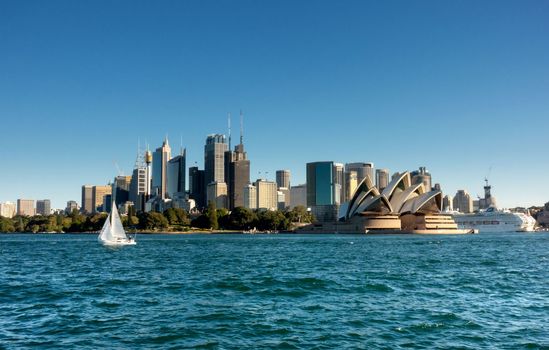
left=113, top=175, right=131, bottom=208
left=278, top=187, right=290, bottom=210
left=207, top=182, right=227, bottom=209
left=152, top=137, right=172, bottom=199
left=453, top=190, right=473, bottom=213
left=129, top=167, right=147, bottom=212
left=411, top=167, right=432, bottom=191
left=290, top=184, right=307, bottom=208
left=103, top=194, right=112, bottom=213
left=255, top=179, right=277, bottom=210
left=443, top=195, right=453, bottom=211
left=276, top=170, right=291, bottom=189
left=346, top=162, right=375, bottom=184
left=375, top=169, right=390, bottom=191
left=225, top=118, right=250, bottom=209
left=81, top=185, right=93, bottom=214
left=0, top=201, right=16, bottom=218
left=344, top=170, right=358, bottom=202
left=36, top=200, right=51, bottom=216
left=65, top=200, right=79, bottom=214
left=92, top=185, right=112, bottom=213
left=167, top=149, right=186, bottom=199
left=189, top=166, right=206, bottom=209
left=333, top=163, right=344, bottom=205
left=277, top=190, right=286, bottom=210
left=204, top=134, right=228, bottom=186
left=17, top=199, right=34, bottom=216
left=307, top=162, right=341, bottom=222
left=243, top=184, right=257, bottom=209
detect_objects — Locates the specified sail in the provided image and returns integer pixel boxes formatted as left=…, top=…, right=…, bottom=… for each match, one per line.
left=98, top=213, right=113, bottom=241
left=110, top=204, right=127, bottom=240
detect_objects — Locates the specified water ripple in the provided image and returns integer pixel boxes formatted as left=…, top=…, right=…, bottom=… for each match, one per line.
left=1, top=233, right=549, bottom=349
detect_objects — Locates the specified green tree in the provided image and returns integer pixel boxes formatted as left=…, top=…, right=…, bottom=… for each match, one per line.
left=227, top=207, right=257, bottom=230
left=139, top=212, right=169, bottom=231
left=0, top=217, right=15, bottom=232
left=286, top=205, right=314, bottom=223
left=163, top=208, right=190, bottom=228
left=190, top=214, right=210, bottom=229
left=257, top=210, right=289, bottom=231
left=207, top=201, right=218, bottom=230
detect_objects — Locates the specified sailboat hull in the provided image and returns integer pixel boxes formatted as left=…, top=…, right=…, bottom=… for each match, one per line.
left=99, top=237, right=136, bottom=246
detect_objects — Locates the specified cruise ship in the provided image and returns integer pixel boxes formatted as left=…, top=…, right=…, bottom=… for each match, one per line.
left=451, top=179, right=536, bottom=232
left=453, top=207, right=536, bottom=232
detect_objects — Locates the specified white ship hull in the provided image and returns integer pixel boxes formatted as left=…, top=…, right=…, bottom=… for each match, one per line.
left=452, top=210, right=535, bottom=233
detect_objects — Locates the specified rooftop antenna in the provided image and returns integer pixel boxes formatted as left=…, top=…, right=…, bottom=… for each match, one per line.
left=180, top=135, right=184, bottom=156
left=134, top=137, right=142, bottom=168
left=240, top=110, right=244, bottom=145
left=227, top=112, right=232, bottom=150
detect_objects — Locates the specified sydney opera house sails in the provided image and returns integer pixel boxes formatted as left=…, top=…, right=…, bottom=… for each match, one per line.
left=304, top=171, right=473, bottom=234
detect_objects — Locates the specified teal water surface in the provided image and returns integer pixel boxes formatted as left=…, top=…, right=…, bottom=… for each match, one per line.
left=1, top=233, right=548, bottom=349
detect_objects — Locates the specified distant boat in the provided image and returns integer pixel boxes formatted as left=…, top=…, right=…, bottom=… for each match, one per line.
left=98, top=204, right=136, bottom=246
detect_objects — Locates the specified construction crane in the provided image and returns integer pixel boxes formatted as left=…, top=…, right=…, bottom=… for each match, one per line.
left=113, top=161, right=124, bottom=176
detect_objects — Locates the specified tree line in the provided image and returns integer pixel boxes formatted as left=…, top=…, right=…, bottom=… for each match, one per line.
left=0, top=204, right=314, bottom=233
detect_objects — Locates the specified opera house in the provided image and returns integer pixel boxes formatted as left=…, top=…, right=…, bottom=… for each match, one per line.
left=300, top=171, right=473, bottom=234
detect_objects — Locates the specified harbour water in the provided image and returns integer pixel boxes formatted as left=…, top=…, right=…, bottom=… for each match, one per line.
left=1, top=233, right=548, bottom=349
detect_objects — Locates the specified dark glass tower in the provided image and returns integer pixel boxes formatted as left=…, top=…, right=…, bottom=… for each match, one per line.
left=189, top=166, right=206, bottom=209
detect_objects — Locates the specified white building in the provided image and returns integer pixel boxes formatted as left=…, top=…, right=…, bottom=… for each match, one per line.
left=243, top=184, right=257, bottom=209
left=256, top=179, right=277, bottom=210
left=0, top=201, right=16, bottom=218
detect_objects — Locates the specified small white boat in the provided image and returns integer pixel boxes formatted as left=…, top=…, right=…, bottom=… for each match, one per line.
left=98, top=204, right=136, bottom=246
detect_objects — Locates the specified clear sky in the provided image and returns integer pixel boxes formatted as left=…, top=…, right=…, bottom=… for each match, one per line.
left=1, top=0, right=548, bottom=209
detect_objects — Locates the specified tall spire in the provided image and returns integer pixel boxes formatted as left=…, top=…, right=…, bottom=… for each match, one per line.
left=164, top=133, right=169, bottom=146
left=228, top=112, right=232, bottom=150
left=240, top=110, right=244, bottom=145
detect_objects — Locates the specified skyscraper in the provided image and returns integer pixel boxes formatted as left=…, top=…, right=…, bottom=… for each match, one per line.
left=204, top=134, right=228, bottom=204
left=167, top=148, right=186, bottom=199
left=17, top=199, right=34, bottom=216
left=375, top=169, right=390, bottom=191
left=189, top=166, right=206, bottom=209
left=276, top=170, right=291, bottom=189
left=204, top=134, right=227, bottom=185
left=92, top=185, right=112, bottom=213
left=225, top=115, right=250, bottom=209
left=306, top=162, right=341, bottom=222
left=81, top=185, right=93, bottom=214
left=152, top=137, right=172, bottom=199
left=36, top=200, right=51, bottom=216
left=346, top=162, right=375, bottom=184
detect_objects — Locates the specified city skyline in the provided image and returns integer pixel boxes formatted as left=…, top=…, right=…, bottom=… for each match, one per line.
left=1, top=1, right=549, bottom=209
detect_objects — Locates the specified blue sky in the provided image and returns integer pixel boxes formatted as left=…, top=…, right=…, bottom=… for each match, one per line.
left=1, top=0, right=548, bottom=209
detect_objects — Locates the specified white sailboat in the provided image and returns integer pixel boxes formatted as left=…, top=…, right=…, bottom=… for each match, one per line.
left=98, top=204, right=136, bottom=246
